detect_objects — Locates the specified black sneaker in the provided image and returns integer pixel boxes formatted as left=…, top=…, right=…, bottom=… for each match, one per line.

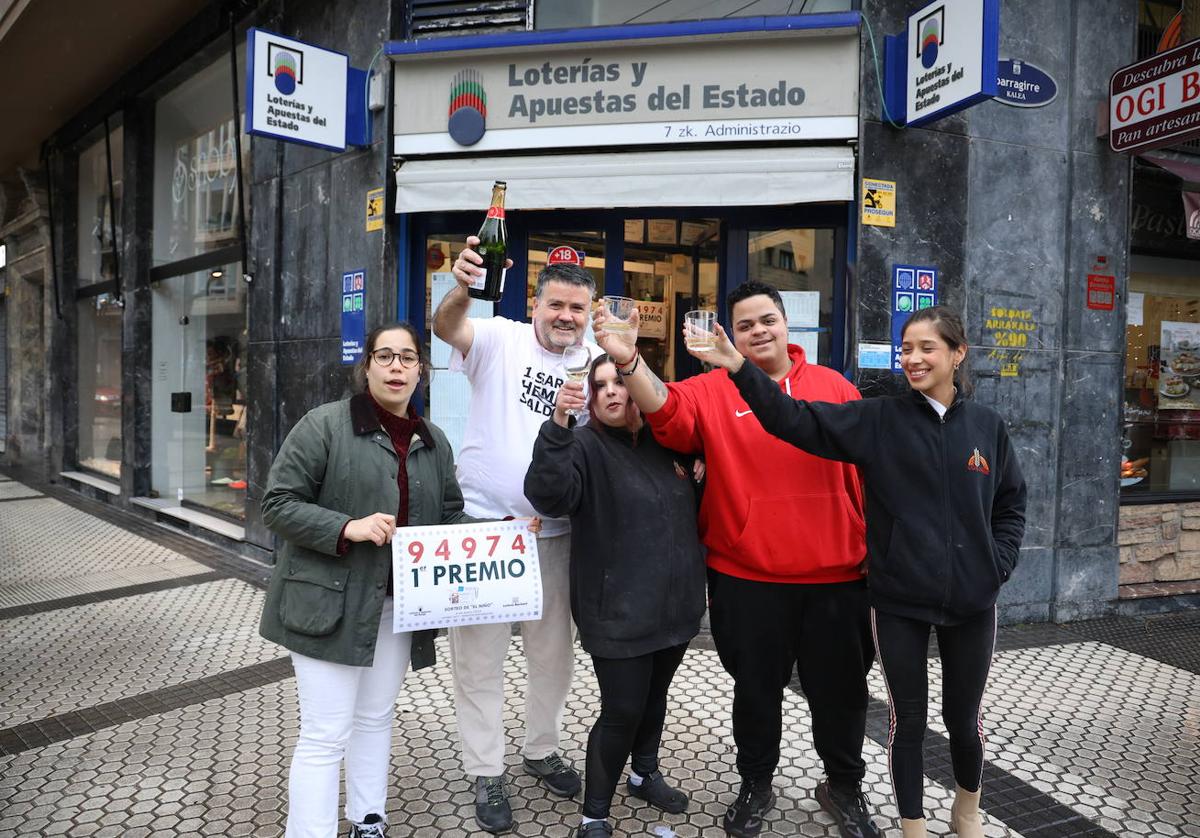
left=474, top=775, right=513, bottom=834
left=576, top=822, right=613, bottom=837
left=723, top=777, right=775, bottom=837
left=348, top=814, right=387, bottom=838
left=522, top=753, right=582, bottom=798
left=627, top=770, right=689, bottom=814
left=815, top=780, right=882, bottom=838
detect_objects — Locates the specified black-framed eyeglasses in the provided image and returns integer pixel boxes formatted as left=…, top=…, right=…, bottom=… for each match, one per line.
left=370, top=348, right=421, bottom=369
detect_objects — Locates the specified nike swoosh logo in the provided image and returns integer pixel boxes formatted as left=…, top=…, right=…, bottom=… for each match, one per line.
left=735, top=409, right=753, bottom=418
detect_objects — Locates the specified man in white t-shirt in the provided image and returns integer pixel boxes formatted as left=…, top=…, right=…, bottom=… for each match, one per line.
left=434, top=238, right=599, bottom=834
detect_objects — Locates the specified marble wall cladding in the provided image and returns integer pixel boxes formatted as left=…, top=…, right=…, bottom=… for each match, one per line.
left=861, top=0, right=1137, bottom=619
left=997, top=546, right=1053, bottom=624
left=248, top=176, right=281, bottom=345
left=972, top=348, right=1058, bottom=551
left=1062, top=150, right=1132, bottom=355
left=1053, top=546, right=1120, bottom=621
left=277, top=166, right=334, bottom=341
left=1069, top=1, right=1136, bottom=156
left=1057, top=351, right=1123, bottom=549
left=964, top=0, right=1070, bottom=151
left=275, top=338, right=357, bottom=439
left=122, top=100, right=155, bottom=500
left=965, top=140, right=1069, bottom=352
left=857, top=120, right=970, bottom=342
left=243, top=345, right=277, bottom=550
left=328, top=151, right=393, bottom=326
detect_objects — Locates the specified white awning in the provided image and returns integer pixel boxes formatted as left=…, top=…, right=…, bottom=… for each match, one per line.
left=393, top=146, right=855, bottom=213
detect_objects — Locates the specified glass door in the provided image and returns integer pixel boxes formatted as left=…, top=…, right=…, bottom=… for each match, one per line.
left=150, top=264, right=247, bottom=518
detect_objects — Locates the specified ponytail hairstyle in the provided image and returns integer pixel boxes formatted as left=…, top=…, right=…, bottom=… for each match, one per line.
left=901, top=305, right=973, bottom=397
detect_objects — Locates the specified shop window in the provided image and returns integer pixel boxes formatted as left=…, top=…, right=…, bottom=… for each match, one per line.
left=75, top=125, right=124, bottom=478
left=148, top=41, right=249, bottom=518
left=747, top=228, right=835, bottom=365
left=152, top=49, right=247, bottom=267
left=1123, top=255, right=1200, bottom=498
left=424, top=233, right=492, bottom=456
left=150, top=264, right=247, bottom=518
left=78, top=128, right=123, bottom=285
left=623, top=218, right=718, bottom=382
left=77, top=295, right=123, bottom=478
left=535, top=0, right=855, bottom=28
left=526, top=231, right=605, bottom=319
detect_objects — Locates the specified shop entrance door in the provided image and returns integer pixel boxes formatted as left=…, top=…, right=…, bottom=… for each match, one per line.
left=409, top=203, right=848, bottom=401
left=150, top=264, right=247, bottom=518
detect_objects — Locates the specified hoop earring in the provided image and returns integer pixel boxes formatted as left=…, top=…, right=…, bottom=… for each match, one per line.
left=953, top=362, right=960, bottom=371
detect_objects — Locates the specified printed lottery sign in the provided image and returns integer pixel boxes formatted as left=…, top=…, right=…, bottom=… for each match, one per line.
left=392, top=520, right=542, bottom=632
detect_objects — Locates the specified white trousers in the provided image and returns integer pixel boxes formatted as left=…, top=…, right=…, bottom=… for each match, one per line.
left=286, top=601, right=412, bottom=838
left=449, top=533, right=575, bottom=777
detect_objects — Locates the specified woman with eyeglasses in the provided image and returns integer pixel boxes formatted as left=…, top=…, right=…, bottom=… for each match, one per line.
left=260, top=322, right=517, bottom=838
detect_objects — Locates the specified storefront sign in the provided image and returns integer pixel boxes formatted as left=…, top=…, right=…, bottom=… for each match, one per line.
left=985, top=304, right=1037, bottom=378
left=393, top=520, right=542, bottom=631
left=247, top=28, right=349, bottom=151
left=636, top=300, right=669, bottom=339
left=1087, top=273, right=1115, bottom=311
left=862, top=178, right=896, bottom=227
left=1184, top=191, right=1200, bottom=239
left=391, top=31, right=858, bottom=155
left=341, top=269, right=366, bottom=364
left=366, top=187, right=384, bottom=232
left=882, top=0, right=1000, bottom=127
left=891, top=264, right=938, bottom=372
left=1109, top=37, right=1200, bottom=153
left=994, top=59, right=1058, bottom=108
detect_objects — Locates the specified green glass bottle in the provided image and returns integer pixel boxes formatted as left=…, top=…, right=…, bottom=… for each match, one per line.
left=469, top=181, right=507, bottom=302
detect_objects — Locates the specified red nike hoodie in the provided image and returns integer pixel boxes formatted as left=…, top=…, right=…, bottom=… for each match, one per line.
left=646, top=345, right=866, bottom=584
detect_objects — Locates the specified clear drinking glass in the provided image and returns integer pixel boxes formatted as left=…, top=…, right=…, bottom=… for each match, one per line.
left=600, top=295, right=636, bottom=332
left=561, top=344, right=592, bottom=416
left=684, top=310, right=717, bottom=352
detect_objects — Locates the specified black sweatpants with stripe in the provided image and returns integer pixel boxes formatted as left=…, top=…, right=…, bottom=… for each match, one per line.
left=871, top=606, right=997, bottom=820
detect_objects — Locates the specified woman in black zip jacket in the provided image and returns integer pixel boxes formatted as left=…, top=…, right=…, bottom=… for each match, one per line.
left=688, top=306, right=1025, bottom=838
left=524, top=354, right=706, bottom=838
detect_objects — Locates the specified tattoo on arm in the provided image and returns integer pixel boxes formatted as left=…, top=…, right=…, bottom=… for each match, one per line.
left=646, top=367, right=669, bottom=401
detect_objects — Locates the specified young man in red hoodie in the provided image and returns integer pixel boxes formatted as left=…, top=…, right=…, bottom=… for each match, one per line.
left=593, top=281, right=879, bottom=838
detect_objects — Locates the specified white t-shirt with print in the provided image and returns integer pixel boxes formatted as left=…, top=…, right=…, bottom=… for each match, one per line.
left=451, top=317, right=599, bottom=538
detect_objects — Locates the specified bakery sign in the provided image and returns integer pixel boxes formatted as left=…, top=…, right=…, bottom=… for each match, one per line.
left=389, top=29, right=858, bottom=154
left=1109, top=37, right=1200, bottom=154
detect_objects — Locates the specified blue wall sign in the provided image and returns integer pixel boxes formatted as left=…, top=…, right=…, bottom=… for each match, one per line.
left=891, top=264, right=939, bottom=373
left=994, top=59, right=1058, bottom=108
left=341, top=270, right=366, bottom=365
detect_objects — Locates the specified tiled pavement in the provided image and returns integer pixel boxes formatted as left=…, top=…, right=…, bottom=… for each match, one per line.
left=1, top=474, right=1198, bottom=837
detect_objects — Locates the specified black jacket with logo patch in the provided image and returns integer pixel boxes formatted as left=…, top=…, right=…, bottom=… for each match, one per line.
left=730, top=362, right=1026, bottom=625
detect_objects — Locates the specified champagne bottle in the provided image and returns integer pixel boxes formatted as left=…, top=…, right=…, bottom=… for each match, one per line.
left=469, top=181, right=507, bottom=301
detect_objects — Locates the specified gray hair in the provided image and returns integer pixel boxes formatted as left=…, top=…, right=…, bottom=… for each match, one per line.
left=534, top=262, right=596, bottom=299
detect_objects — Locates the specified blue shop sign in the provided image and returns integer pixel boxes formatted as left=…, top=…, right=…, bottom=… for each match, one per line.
left=891, top=264, right=938, bottom=373
left=995, top=59, right=1058, bottom=108
left=341, top=270, right=366, bottom=365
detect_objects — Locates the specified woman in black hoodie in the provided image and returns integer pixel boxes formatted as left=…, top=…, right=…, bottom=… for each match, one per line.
left=524, top=354, right=706, bottom=838
left=689, top=306, right=1025, bottom=838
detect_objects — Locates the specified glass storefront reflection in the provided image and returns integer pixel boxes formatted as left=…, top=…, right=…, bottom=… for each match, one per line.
left=151, top=265, right=247, bottom=518
left=748, top=227, right=835, bottom=365
left=77, top=295, right=123, bottom=478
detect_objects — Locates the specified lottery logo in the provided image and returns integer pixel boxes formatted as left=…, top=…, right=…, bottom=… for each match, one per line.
left=270, top=45, right=302, bottom=95
left=917, top=7, right=945, bottom=70
left=448, top=69, right=487, bottom=146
